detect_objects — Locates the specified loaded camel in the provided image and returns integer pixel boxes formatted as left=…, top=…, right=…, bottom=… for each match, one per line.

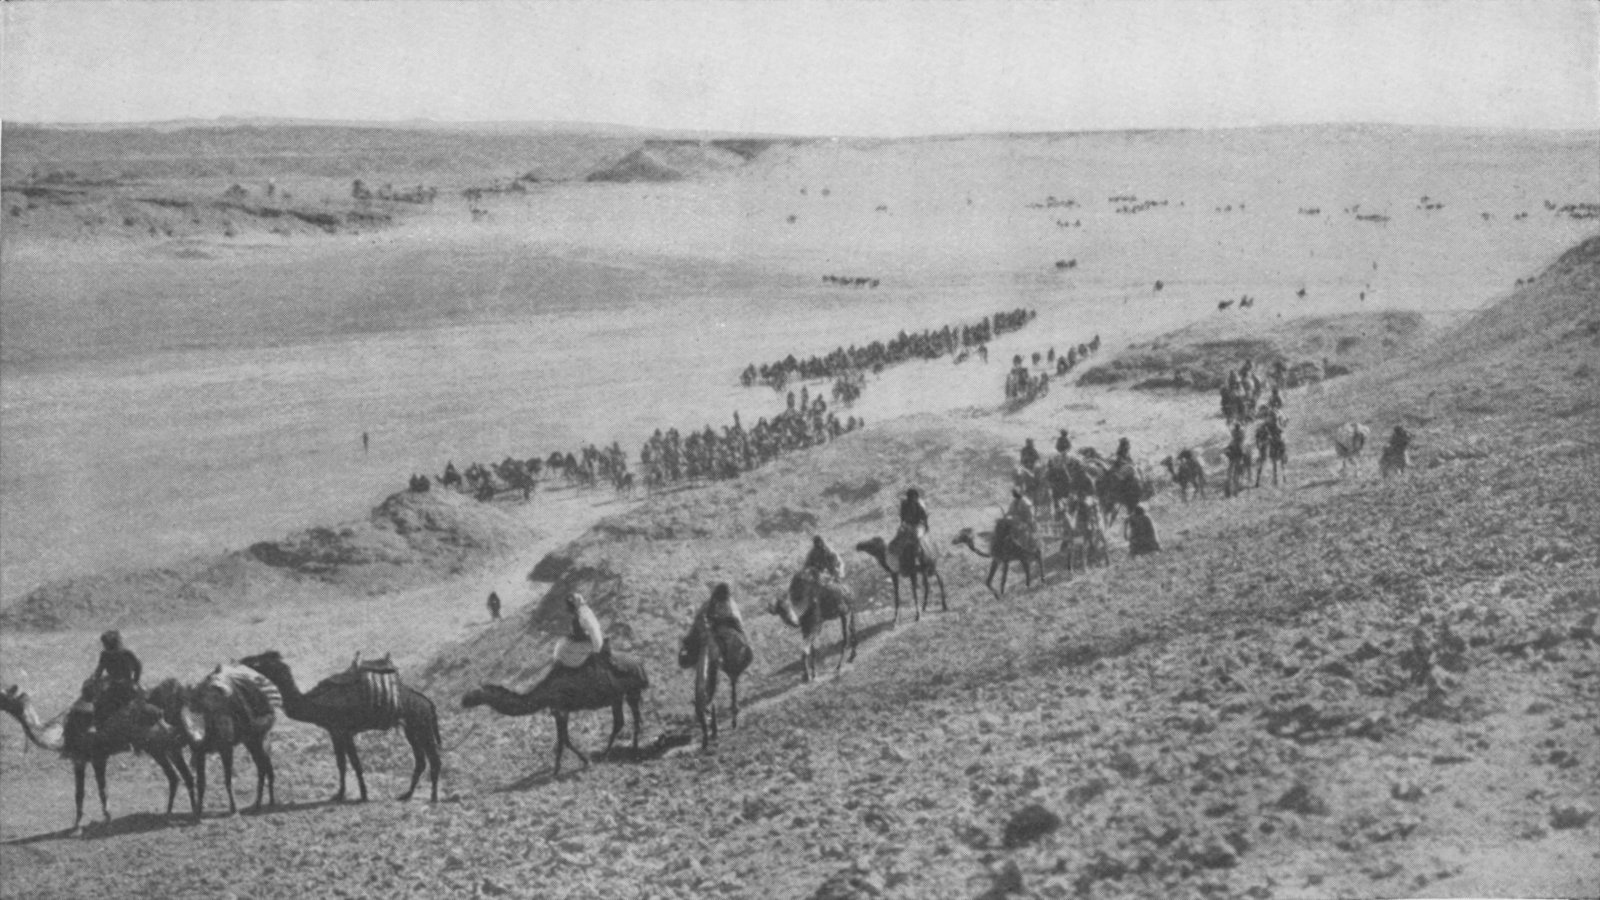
left=148, top=665, right=280, bottom=816
left=855, top=533, right=946, bottom=624
left=238, top=651, right=441, bottom=802
left=953, top=519, right=1045, bottom=598
left=0, top=682, right=194, bottom=833
left=1078, top=450, right=1153, bottom=526
left=677, top=585, right=753, bottom=749
left=772, top=572, right=858, bottom=681
left=462, top=650, right=648, bottom=775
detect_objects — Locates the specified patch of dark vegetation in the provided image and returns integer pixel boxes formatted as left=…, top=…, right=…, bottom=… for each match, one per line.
left=287, top=209, right=341, bottom=231
left=754, top=506, right=821, bottom=537
left=821, top=478, right=883, bottom=504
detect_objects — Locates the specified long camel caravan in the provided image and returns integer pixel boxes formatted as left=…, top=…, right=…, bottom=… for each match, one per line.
left=1, top=16, right=1596, bottom=895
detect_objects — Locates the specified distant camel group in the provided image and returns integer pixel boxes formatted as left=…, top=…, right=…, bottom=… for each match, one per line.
left=821, top=275, right=880, bottom=288
left=740, top=307, right=1034, bottom=392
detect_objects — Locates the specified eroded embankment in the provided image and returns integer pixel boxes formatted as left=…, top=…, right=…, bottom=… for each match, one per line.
left=418, top=417, right=1017, bottom=700
left=1076, top=310, right=1429, bottom=391
left=0, top=489, right=534, bottom=631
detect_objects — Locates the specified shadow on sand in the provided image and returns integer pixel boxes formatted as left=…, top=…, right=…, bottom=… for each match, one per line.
left=493, top=731, right=698, bottom=792
left=0, top=796, right=373, bottom=845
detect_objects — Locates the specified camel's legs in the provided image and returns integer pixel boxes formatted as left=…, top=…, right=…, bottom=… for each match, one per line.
left=398, top=729, right=427, bottom=801
left=92, top=756, right=110, bottom=823
left=553, top=712, right=589, bottom=774
left=72, top=759, right=89, bottom=832
left=194, top=751, right=209, bottom=815
left=331, top=737, right=349, bottom=801
left=728, top=678, right=739, bottom=730
left=218, top=745, right=239, bottom=815
left=154, top=751, right=186, bottom=815
left=933, top=571, right=948, bottom=611
left=551, top=712, right=567, bottom=774
left=628, top=693, right=643, bottom=747
left=242, top=738, right=275, bottom=810
left=346, top=740, right=369, bottom=801
left=606, top=700, right=626, bottom=755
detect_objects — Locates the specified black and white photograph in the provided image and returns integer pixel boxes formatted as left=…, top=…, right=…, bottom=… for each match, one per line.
left=1, top=2, right=1597, bottom=897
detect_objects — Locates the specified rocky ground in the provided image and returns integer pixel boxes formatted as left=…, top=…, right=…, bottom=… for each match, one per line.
left=1, top=238, right=1597, bottom=899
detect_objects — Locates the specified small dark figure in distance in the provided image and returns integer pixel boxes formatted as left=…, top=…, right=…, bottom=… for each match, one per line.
left=487, top=591, right=501, bottom=621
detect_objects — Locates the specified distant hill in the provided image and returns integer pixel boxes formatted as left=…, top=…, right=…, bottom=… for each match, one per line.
left=0, top=123, right=654, bottom=184
left=584, top=139, right=775, bottom=183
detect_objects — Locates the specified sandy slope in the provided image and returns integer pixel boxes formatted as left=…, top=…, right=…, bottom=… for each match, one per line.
left=2, top=126, right=1598, bottom=898
left=2, top=237, right=1596, bottom=899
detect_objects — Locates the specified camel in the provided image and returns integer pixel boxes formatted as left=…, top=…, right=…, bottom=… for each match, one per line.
left=1059, top=496, right=1110, bottom=571
left=461, top=650, right=648, bottom=774
left=953, top=519, right=1045, bottom=597
left=238, top=651, right=441, bottom=802
left=0, top=682, right=194, bottom=833
left=1254, top=414, right=1289, bottom=487
left=1080, top=455, right=1152, bottom=526
left=1044, top=454, right=1097, bottom=508
left=148, top=666, right=279, bottom=817
left=1380, top=426, right=1412, bottom=478
left=772, top=573, right=858, bottom=681
left=678, top=614, right=753, bottom=749
left=1161, top=451, right=1207, bottom=501
left=1333, top=422, right=1370, bottom=477
left=855, top=532, right=946, bottom=624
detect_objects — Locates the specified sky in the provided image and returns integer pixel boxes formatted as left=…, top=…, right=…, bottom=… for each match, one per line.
left=2, top=1, right=1596, bottom=136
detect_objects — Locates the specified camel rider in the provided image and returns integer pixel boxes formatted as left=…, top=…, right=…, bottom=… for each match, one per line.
left=1007, top=488, right=1036, bottom=535
left=1055, top=429, right=1071, bottom=456
left=1019, top=438, right=1041, bottom=472
left=89, top=629, right=142, bottom=729
left=1266, top=385, right=1284, bottom=411
left=899, top=488, right=930, bottom=539
left=553, top=593, right=606, bottom=670
left=699, top=582, right=745, bottom=633
left=1113, top=437, right=1132, bottom=468
left=892, top=487, right=932, bottom=561
left=1124, top=504, right=1162, bottom=557
left=803, top=535, right=845, bottom=583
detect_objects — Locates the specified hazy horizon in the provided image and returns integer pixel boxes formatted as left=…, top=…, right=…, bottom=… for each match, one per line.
left=4, top=117, right=1596, bottom=141
left=4, top=1, right=1595, bottom=136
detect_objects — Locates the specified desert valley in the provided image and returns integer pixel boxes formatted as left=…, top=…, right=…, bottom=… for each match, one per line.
left=0, top=121, right=1597, bottom=899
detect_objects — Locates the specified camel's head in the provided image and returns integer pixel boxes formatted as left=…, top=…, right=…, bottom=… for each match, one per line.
left=770, top=585, right=801, bottom=628
left=238, top=651, right=288, bottom=681
left=1160, top=455, right=1175, bottom=474
left=0, top=684, right=31, bottom=723
left=854, top=537, right=887, bottom=559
